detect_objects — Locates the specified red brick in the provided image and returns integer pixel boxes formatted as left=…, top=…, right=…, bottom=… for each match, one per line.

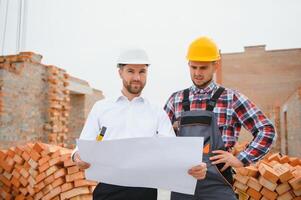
left=35, top=172, right=46, bottom=183
left=27, top=184, right=35, bottom=196
left=13, top=154, right=24, bottom=165
left=246, top=187, right=262, bottom=200
left=233, top=173, right=249, bottom=185
left=49, top=156, right=61, bottom=166
left=65, top=171, right=85, bottom=182
left=259, top=176, right=277, bottom=191
left=267, top=153, right=281, bottom=162
left=289, top=157, right=300, bottom=167
left=38, top=155, right=51, bottom=166
left=279, top=155, right=290, bottom=164
left=30, top=149, right=41, bottom=161
left=233, top=181, right=248, bottom=192
left=293, top=188, right=301, bottom=196
left=21, top=151, right=30, bottom=161
left=20, top=167, right=29, bottom=178
left=260, top=187, right=278, bottom=200
left=42, top=184, right=53, bottom=195
left=15, top=194, right=26, bottom=200
left=67, top=165, right=80, bottom=175
left=19, top=176, right=28, bottom=187
left=34, top=191, right=44, bottom=200
left=12, top=169, right=21, bottom=179
left=64, top=159, right=76, bottom=167
left=45, top=165, right=59, bottom=176
left=1, top=156, right=15, bottom=172
left=60, top=187, right=90, bottom=199
left=30, top=169, right=39, bottom=178
left=289, top=175, right=301, bottom=190
left=0, top=174, right=11, bottom=187
left=54, top=168, right=66, bottom=179
left=38, top=162, right=49, bottom=173
left=33, top=142, right=46, bottom=153
left=246, top=165, right=259, bottom=177
left=15, top=146, right=24, bottom=156
left=51, top=177, right=65, bottom=188
left=247, top=177, right=262, bottom=192
left=273, top=163, right=294, bottom=182
left=276, top=182, right=291, bottom=195
left=42, top=186, right=61, bottom=200
left=35, top=180, right=45, bottom=193
left=11, top=176, right=21, bottom=188
left=277, top=191, right=293, bottom=200
left=259, top=163, right=279, bottom=183
left=43, top=175, right=55, bottom=185
left=74, top=179, right=97, bottom=187
left=7, top=147, right=15, bottom=157
left=28, top=158, right=38, bottom=169
left=61, top=182, right=73, bottom=192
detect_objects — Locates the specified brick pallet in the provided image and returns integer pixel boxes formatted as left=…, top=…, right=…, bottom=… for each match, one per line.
left=0, top=142, right=97, bottom=200
left=233, top=153, right=301, bottom=200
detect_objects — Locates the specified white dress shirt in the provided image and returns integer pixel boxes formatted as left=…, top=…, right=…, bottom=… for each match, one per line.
left=72, top=94, right=175, bottom=157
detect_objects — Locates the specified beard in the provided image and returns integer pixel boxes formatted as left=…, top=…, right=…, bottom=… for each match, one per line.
left=192, top=78, right=212, bottom=89
left=123, top=80, right=145, bottom=94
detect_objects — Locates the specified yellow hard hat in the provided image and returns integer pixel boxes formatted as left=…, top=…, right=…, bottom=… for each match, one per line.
left=186, top=36, right=220, bottom=62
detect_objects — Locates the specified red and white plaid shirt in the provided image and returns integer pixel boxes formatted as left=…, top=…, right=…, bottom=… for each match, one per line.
left=164, top=81, right=276, bottom=165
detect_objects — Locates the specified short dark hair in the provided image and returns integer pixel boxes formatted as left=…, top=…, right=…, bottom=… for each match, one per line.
left=117, top=64, right=149, bottom=68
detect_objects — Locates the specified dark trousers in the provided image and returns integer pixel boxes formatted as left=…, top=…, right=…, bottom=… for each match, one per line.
left=93, top=183, right=157, bottom=200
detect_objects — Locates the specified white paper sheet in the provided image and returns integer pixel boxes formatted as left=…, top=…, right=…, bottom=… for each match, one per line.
left=77, top=137, right=203, bottom=195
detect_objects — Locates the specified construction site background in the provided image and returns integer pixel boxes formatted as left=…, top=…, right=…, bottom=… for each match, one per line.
left=0, top=45, right=301, bottom=199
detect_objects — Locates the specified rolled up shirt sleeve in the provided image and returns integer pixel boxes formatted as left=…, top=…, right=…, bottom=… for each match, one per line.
left=233, top=92, right=277, bottom=165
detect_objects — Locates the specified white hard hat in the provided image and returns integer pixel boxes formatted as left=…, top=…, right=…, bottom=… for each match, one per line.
left=117, top=48, right=150, bottom=67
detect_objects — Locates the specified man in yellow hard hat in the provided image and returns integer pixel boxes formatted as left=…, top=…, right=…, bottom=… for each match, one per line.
left=164, top=37, right=276, bottom=200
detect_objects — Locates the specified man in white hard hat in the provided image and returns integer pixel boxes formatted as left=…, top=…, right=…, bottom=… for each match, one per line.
left=72, top=48, right=207, bottom=200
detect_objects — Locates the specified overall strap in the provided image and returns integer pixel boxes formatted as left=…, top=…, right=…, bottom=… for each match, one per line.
left=182, top=88, right=190, bottom=112
left=206, top=87, right=225, bottom=111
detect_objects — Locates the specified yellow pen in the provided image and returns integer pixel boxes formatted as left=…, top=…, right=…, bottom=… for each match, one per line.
left=96, top=126, right=107, bottom=141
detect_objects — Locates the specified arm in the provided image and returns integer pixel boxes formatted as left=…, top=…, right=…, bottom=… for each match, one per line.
left=72, top=102, right=102, bottom=169
left=233, top=92, right=276, bottom=165
left=163, top=92, right=179, bottom=132
left=156, top=108, right=176, bottom=137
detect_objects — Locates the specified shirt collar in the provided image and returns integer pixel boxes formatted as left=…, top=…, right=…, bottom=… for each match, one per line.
left=190, top=81, right=217, bottom=95
left=115, top=92, right=145, bottom=103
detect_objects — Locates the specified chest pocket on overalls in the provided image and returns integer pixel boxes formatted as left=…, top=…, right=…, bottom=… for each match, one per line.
left=179, top=113, right=213, bottom=154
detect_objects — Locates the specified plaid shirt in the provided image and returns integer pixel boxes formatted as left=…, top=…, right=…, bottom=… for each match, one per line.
left=164, top=81, right=276, bottom=165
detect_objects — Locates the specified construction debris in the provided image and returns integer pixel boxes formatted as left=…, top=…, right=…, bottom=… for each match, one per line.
left=0, top=142, right=97, bottom=200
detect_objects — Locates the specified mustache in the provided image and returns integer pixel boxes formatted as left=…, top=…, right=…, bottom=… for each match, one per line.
left=130, top=81, right=142, bottom=84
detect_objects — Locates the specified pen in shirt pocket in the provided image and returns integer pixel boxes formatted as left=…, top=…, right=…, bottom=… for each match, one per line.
left=96, top=126, right=107, bottom=141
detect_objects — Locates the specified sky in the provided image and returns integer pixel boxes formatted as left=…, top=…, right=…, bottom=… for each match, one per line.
left=1, top=0, right=301, bottom=105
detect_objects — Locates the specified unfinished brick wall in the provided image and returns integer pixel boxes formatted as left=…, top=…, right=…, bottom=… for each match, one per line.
left=44, top=66, right=71, bottom=146
left=67, top=89, right=104, bottom=146
left=68, top=94, right=85, bottom=146
left=222, top=46, right=301, bottom=155
left=0, top=52, right=104, bottom=149
left=0, top=52, right=48, bottom=148
left=279, top=87, right=301, bottom=157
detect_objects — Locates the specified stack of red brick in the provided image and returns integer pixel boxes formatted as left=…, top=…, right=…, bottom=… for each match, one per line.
left=44, top=65, right=70, bottom=146
left=0, top=142, right=97, bottom=200
left=234, top=153, right=301, bottom=200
